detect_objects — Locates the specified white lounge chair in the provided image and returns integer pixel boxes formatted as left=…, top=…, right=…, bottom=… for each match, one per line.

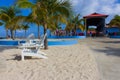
left=21, top=45, right=48, bottom=61
left=19, top=33, right=47, bottom=49
left=35, top=33, right=47, bottom=48
left=21, top=33, right=47, bottom=61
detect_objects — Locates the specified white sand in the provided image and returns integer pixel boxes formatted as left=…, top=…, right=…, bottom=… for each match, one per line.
left=81, top=38, right=120, bottom=80
left=0, top=42, right=100, bottom=80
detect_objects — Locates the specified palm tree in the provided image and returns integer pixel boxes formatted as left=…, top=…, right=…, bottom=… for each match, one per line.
left=0, top=6, right=23, bottom=40
left=39, top=0, right=72, bottom=49
left=25, top=14, right=42, bottom=39
left=17, top=0, right=43, bottom=39
left=17, top=0, right=72, bottom=49
left=22, top=24, right=29, bottom=38
left=109, top=15, right=120, bottom=27
left=0, top=7, right=10, bottom=38
left=73, top=14, right=85, bottom=31
left=66, top=14, right=85, bottom=36
left=65, top=19, right=74, bottom=36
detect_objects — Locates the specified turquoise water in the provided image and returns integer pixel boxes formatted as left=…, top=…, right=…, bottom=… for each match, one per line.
left=0, top=39, right=78, bottom=46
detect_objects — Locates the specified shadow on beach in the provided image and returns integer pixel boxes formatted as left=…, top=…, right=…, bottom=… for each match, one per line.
left=84, top=38, right=120, bottom=57
left=7, top=54, right=42, bottom=61
left=92, top=47, right=120, bottom=57
left=98, top=41, right=120, bottom=44
left=6, top=54, right=21, bottom=61
left=0, top=46, right=18, bottom=52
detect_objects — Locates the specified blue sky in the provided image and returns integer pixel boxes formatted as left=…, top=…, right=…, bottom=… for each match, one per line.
left=0, top=0, right=120, bottom=22
left=0, top=0, right=15, bottom=6
left=0, top=0, right=120, bottom=37
left=0, top=0, right=38, bottom=37
left=71, top=0, right=120, bottom=23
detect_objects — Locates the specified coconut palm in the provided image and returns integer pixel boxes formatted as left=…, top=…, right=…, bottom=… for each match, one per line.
left=17, top=0, right=43, bottom=39
left=65, top=19, right=74, bottom=36
left=17, top=0, right=72, bottom=49
left=38, top=0, right=72, bottom=49
left=25, top=13, right=43, bottom=39
left=22, top=24, right=30, bottom=38
left=109, top=15, right=120, bottom=27
left=0, top=6, right=23, bottom=40
left=73, top=14, right=85, bottom=31
left=0, top=7, right=10, bottom=38
left=66, top=14, right=85, bottom=36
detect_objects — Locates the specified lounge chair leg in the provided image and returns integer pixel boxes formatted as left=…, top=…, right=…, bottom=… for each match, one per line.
left=39, top=51, right=47, bottom=55
left=21, top=54, right=24, bottom=61
left=39, top=54, right=48, bottom=59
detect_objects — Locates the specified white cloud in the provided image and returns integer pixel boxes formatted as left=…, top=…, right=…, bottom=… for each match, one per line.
left=70, top=0, right=120, bottom=23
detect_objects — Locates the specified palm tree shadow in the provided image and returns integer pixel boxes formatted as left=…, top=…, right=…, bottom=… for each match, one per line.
left=98, top=41, right=120, bottom=44
left=0, top=46, right=18, bottom=53
left=92, top=47, right=120, bottom=57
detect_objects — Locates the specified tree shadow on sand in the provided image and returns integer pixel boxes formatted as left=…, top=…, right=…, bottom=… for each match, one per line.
left=98, top=41, right=120, bottom=44
left=0, top=46, right=18, bottom=52
left=92, top=47, right=120, bottom=57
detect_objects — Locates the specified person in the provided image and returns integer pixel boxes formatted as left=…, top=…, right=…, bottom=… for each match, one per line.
left=90, top=31, right=92, bottom=37
left=7, top=35, right=10, bottom=39
left=56, top=29, right=59, bottom=36
left=114, top=32, right=117, bottom=36
left=72, top=30, right=76, bottom=36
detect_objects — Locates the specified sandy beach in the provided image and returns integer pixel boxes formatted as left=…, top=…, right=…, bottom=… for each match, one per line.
left=80, top=37, right=120, bottom=80
left=0, top=41, right=100, bottom=80
left=1, top=0, right=120, bottom=80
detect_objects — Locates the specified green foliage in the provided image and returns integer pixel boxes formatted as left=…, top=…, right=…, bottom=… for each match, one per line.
left=17, top=0, right=33, bottom=8
left=109, top=15, right=120, bottom=27
left=0, top=0, right=73, bottom=47
left=16, top=0, right=72, bottom=30
left=21, top=24, right=30, bottom=38
left=16, top=0, right=72, bottom=40
left=66, top=14, right=85, bottom=31
left=22, top=24, right=29, bottom=30
left=0, top=5, right=24, bottom=39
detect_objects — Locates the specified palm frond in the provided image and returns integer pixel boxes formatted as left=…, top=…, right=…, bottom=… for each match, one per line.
left=0, top=13, right=11, bottom=22
left=17, top=0, right=33, bottom=8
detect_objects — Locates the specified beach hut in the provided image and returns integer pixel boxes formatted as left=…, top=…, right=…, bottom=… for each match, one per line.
left=83, top=12, right=108, bottom=36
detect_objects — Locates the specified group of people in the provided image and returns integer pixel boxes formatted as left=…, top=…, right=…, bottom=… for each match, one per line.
left=54, top=29, right=85, bottom=36
left=54, top=29, right=66, bottom=36
left=107, top=32, right=117, bottom=36
left=89, top=31, right=96, bottom=37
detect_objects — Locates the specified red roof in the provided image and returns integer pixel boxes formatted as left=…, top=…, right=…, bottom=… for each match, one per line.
left=83, top=12, right=108, bottom=18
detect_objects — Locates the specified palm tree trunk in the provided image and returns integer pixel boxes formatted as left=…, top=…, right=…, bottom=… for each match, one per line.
left=10, top=29, right=14, bottom=40
left=25, top=30, right=26, bottom=38
left=6, top=29, right=9, bottom=38
left=38, top=24, right=40, bottom=39
left=68, top=30, right=71, bottom=36
left=66, top=30, right=69, bottom=36
left=43, top=23, right=48, bottom=49
left=75, top=25, right=77, bottom=36
left=14, top=30, right=16, bottom=38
